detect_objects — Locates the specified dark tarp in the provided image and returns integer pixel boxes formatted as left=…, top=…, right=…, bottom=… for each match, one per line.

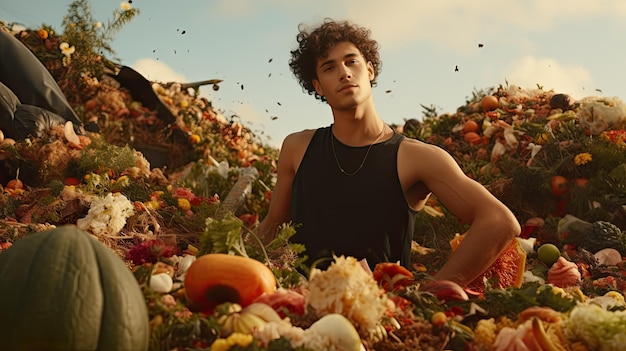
left=0, top=29, right=83, bottom=134
left=109, top=65, right=177, bottom=125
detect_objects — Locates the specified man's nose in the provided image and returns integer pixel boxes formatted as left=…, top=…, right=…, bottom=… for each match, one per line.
left=339, top=64, right=351, bottom=79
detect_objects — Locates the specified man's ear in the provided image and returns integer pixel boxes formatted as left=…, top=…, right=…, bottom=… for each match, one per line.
left=313, top=79, right=324, bottom=97
left=367, top=61, right=374, bottom=81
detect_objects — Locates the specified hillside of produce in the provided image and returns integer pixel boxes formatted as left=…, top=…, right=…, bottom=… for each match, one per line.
left=2, top=2, right=626, bottom=351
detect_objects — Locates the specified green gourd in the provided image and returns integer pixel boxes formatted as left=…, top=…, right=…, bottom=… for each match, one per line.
left=0, top=225, right=150, bottom=351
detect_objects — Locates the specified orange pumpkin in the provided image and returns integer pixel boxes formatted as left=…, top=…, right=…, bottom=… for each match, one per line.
left=184, top=254, right=276, bottom=313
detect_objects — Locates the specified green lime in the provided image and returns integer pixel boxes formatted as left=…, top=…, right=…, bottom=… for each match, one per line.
left=537, top=243, right=561, bottom=267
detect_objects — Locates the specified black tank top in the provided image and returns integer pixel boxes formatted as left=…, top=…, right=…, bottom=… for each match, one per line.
left=291, top=125, right=417, bottom=269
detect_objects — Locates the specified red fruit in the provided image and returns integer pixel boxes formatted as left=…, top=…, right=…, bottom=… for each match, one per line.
left=84, top=99, right=98, bottom=111
left=419, top=280, right=469, bottom=302
left=550, top=175, right=569, bottom=197
left=373, top=262, right=414, bottom=291
left=573, top=178, right=588, bottom=188
left=449, top=233, right=526, bottom=294
left=64, top=177, right=80, bottom=186
left=6, top=179, right=23, bottom=190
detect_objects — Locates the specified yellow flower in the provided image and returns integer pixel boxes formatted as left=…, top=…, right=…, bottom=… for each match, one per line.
left=574, top=152, right=592, bottom=166
left=227, top=333, right=254, bottom=347
left=209, top=333, right=253, bottom=351
left=209, top=339, right=230, bottom=351
left=177, top=198, right=191, bottom=211
left=120, top=1, right=132, bottom=11
left=115, top=175, right=130, bottom=187
left=189, top=134, right=201, bottom=144
left=144, top=200, right=160, bottom=210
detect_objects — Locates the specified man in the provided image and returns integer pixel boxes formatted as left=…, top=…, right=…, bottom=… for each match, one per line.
left=257, top=18, right=520, bottom=288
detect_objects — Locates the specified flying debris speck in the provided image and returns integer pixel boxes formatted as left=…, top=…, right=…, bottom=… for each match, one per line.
left=596, top=88, right=603, bottom=93
left=277, top=102, right=282, bottom=106
left=455, top=65, right=459, bottom=72
left=478, top=43, right=484, bottom=48
left=385, top=90, right=392, bottom=93
left=271, top=116, right=278, bottom=120
left=268, top=58, right=273, bottom=63
left=181, top=30, right=186, bottom=35
left=268, top=73, right=272, bottom=77
left=241, top=84, right=244, bottom=90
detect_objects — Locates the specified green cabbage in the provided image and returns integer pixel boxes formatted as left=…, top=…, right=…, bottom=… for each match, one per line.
left=563, top=303, right=626, bottom=350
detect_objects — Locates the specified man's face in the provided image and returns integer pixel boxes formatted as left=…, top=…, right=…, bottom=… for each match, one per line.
left=312, top=41, right=374, bottom=109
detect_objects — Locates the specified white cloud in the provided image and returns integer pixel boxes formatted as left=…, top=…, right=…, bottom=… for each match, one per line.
left=130, top=59, right=188, bottom=84
left=502, top=56, right=592, bottom=100
left=328, top=0, right=626, bottom=51
left=228, top=102, right=266, bottom=124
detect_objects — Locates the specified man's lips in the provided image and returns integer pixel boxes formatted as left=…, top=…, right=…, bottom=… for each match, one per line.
left=337, top=84, right=357, bottom=92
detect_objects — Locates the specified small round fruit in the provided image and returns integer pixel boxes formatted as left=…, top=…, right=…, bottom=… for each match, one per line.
left=550, top=175, right=569, bottom=197
left=6, top=179, right=23, bottom=190
left=481, top=95, right=499, bottom=112
left=463, top=120, right=479, bottom=133
left=464, top=131, right=482, bottom=145
left=573, top=178, right=588, bottom=188
left=537, top=243, right=561, bottom=267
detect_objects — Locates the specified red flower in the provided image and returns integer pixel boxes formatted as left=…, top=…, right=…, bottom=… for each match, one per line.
left=126, top=239, right=179, bottom=265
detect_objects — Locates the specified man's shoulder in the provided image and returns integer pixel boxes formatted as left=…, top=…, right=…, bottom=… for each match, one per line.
left=399, top=137, right=437, bottom=150
left=399, top=137, right=452, bottom=160
left=284, top=128, right=320, bottom=146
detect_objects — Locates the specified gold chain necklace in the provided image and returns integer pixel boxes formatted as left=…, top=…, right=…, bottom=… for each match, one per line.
left=330, top=123, right=386, bottom=176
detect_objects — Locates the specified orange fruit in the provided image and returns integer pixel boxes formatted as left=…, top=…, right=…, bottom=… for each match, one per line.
left=6, top=179, right=23, bottom=190
left=37, top=29, right=48, bottom=40
left=449, top=233, right=526, bottom=293
left=463, top=120, right=479, bottom=134
left=481, top=95, right=499, bottom=112
left=573, top=178, right=588, bottom=188
left=84, top=99, right=98, bottom=111
left=464, top=131, right=482, bottom=145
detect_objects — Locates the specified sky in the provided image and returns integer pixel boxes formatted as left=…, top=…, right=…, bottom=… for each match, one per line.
left=2, top=0, right=626, bottom=148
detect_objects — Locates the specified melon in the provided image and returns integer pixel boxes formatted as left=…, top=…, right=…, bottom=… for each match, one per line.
left=449, top=233, right=526, bottom=293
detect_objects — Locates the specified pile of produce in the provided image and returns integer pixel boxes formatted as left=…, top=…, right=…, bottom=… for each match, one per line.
left=2, top=2, right=626, bottom=350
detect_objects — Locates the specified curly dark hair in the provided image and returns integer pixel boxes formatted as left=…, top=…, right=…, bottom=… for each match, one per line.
left=288, top=18, right=382, bottom=102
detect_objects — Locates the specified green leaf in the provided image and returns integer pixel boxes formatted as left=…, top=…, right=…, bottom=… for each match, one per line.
left=199, top=212, right=246, bottom=256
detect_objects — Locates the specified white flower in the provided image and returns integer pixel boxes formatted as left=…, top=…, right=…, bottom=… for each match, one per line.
left=59, top=42, right=75, bottom=57
left=120, top=1, right=132, bottom=11
left=306, top=256, right=388, bottom=334
left=77, top=192, right=135, bottom=235
left=94, top=22, right=103, bottom=29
